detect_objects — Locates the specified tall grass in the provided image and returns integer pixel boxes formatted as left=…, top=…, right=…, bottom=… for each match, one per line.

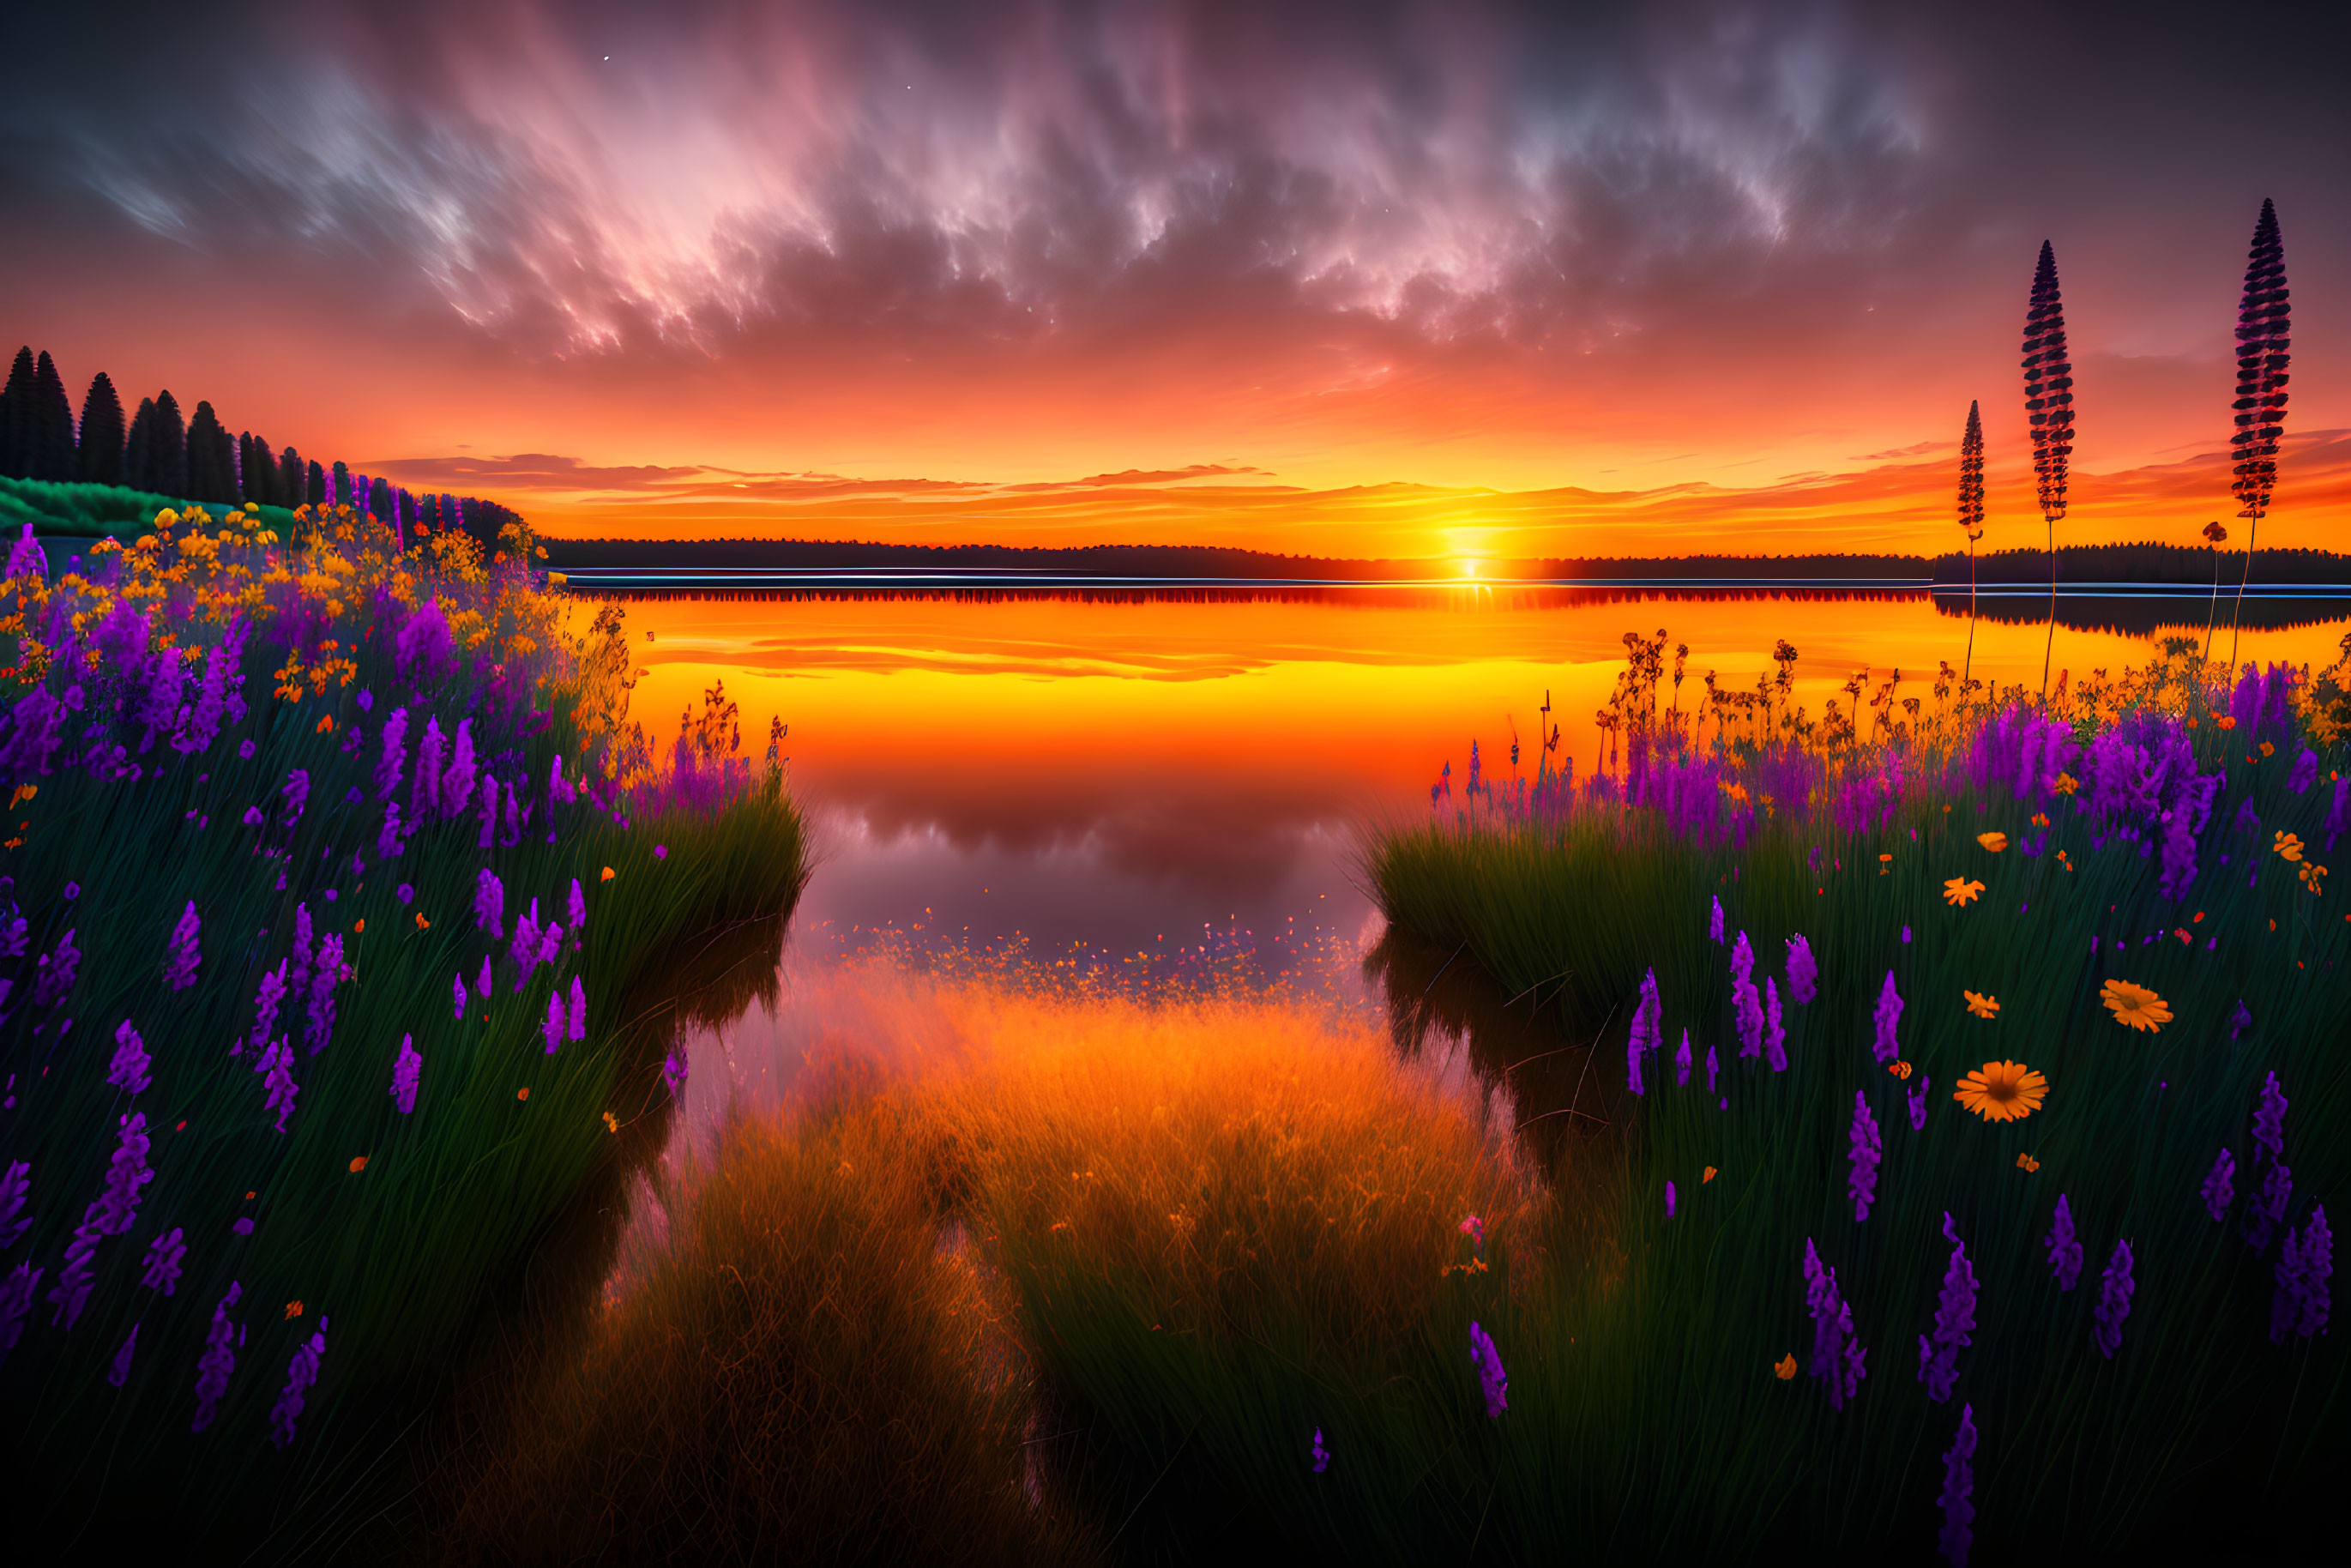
left=0, top=502, right=806, bottom=1557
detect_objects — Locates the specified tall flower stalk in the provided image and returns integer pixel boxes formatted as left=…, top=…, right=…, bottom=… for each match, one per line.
left=2022, top=240, right=2075, bottom=704
left=1957, top=400, right=1986, bottom=687
left=2227, top=199, right=2290, bottom=674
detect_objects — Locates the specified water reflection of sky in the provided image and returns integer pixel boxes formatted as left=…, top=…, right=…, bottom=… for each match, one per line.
left=622, top=587, right=2351, bottom=958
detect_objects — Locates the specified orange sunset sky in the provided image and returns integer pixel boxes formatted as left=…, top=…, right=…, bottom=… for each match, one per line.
left=4, top=0, right=2348, bottom=558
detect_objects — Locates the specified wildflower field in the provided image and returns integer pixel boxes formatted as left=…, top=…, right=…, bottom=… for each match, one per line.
left=0, top=501, right=806, bottom=1554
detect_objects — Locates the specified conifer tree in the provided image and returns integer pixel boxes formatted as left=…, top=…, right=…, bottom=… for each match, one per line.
left=2021, top=241, right=2074, bottom=702
left=0, top=347, right=34, bottom=479
left=75, top=372, right=126, bottom=485
left=2227, top=198, right=2290, bottom=674
left=125, top=397, right=158, bottom=492
left=185, top=400, right=236, bottom=503
left=150, top=390, right=189, bottom=498
left=368, top=474, right=392, bottom=523
left=307, top=459, right=326, bottom=506
left=29, top=352, right=76, bottom=480
left=1958, top=399, right=1986, bottom=685
left=280, top=446, right=304, bottom=506
left=330, top=461, right=351, bottom=508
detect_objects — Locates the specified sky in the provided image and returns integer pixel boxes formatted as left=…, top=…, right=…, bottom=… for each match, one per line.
left=4, top=0, right=2348, bottom=557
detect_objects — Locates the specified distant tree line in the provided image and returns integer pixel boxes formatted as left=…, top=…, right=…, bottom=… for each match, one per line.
left=0, top=344, right=525, bottom=552
left=1926, top=542, right=2351, bottom=585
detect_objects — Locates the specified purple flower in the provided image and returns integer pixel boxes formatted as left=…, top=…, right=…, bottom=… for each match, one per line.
left=1666, top=1179, right=1677, bottom=1219
left=290, top=904, right=314, bottom=999
left=2248, top=1162, right=2294, bottom=1252
left=1732, top=935, right=1764, bottom=1059
left=281, top=768, right=310, bottom=822
left=377, top=800, right=404, bottom=859
left=62, top=880, right=78, bottom=902
left=2158, top=800, right=2200, bottom=901
left=2202, top=1150, right=2236, bottom=1222
left=474, top=867, right=504, bottom=938
left=356, top=689, right=373, bottom=714
left=1784, top=932, right=1818, bottom=1004
left=1708, top=896, right=1725, bottom=943
left=31, top=927, right=79, bottom=1008
left=1848, top=1092, right=1882, bottom=1221
left=94, top=1112, right=154, bottom=1235
left=443, top=718, right=477, bottom=818
left=260, top=1040, right=299, bottom=1132
left=543, top=991, right=564, bottom=1054
left=2091, top=1238, right=2134, bottom=1358
left=2230, top=999, right=2252, bottom=1041
left=1871, top=971, right=1903, bottom=1064
left=509, top=897, right=543, bottom=989
left=1705, top=1044, right=1719, bottom=1095
left=413, top=715, right=445, bottom=817
left=2288, top=748, right=2319, bottom=794
left=268, top=1314, right=329, bottom=1449
left=2272, top=1204, right=2333, bottom=1343
left=1468, top=1320, right=1508, bottom=1417
left=1902, top=924, right=1913, bottom=944
left=0, top=1160, right=30, bottom=1249
left=141, top=1226, right=187, bottom=1295
left=2327, top=776, right=2348, bottom=853
left=1938, top=1403, right=1976, bottom=1568
left=47, top=1204, right=105, bottom=1329
left=567, top=877, right=586, bottom=932
left=105, top=1322, right=140, bottom=1386
left=1908, top=1074, right=1931, bottom=1132
left=1801, top=1238, right=1867, bottom=1410
left=1763, top=979, right=1787, bottom=1071
left=396, top=882, right=413, bottom=905
left=304, top=934, right=343, bottom=1054
left=1626, top=966, right=1661, bottom=1095
left=1311, top=1428, right=1329, bottom=1473
left=163, top=901, right=201, bottom=990
left=398, top=598, right=456, bottom=685
left=476, top=955, right=492, bottom=1000
left=391, top=1034, right=421, bottom=1114
left=375, top=707, right=408, bottom=799
left=1917, top=1213, right=1977, bottom=1402
left=476, top=774, right=499, bottom=850
left=2252, top=1071, right=2288, bottom=1164
left=654, top=844, right=667, bottom=860
left=2046, top=1194, right=2083, bottom=1291
left=238, top=738, right=255, bottom=761
left=566, top=975, right=586, bottom=1041
left=241, top=805, right=263, bottom=828
left=1673, top=1029, right=1691, bottom=1088
left=662, top=1046, right=689, bottom=1098
left=1, top=1262, right=42, bottom=1361
left=190, top=1282, right=242, bottom=1432
left=107, top=1018, right=152, bottom=1095
left=451, top=973, right=467, bottom=1021
left=232, top=1217, right=253, bottom=1236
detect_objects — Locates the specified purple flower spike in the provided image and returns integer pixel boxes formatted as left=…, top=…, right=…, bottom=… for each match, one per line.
left=2046, top=1195, right=2083, bottom=1291
left=543, top=991, right=564, bottom=1054
left=1705, top=1044, right=1719, bottom=1096
left=474, top=868, right=505, bottom=938
left=2252, top=1071, right=2288, bottom=1164
left=390, top=1034, right=421, bottom=1114
left=0, top=1160, right=29, bottom=1250
left=2202, top=1150, right=2236, bottom=1222
left=1311, top=1427, right=1329, bottom=1473
left=2230, top=1000, right=2252, bottom=1041
left=2092, top=1239, right=2134, bottom=1358
left=1871, top=971, right=1903, bottom=1064
left=190, top=1282, right=242, bottom=1432
left=1626, top=967, right=1661, bottom=1095
left=2248, top=1163, right=2294, bottom=1252
left=141, top=1226, right=186, bottom=1295
left=1, top=1262, right=42, bottom=1361
left=1917, top=1213, right=1977, bottom=1402
left=107, top=1018, right=153, bottom=1095
left=475, top=956, right=492, bottom=1001
left=2272, top=1204, right=2332, bottom=1343
left=105, top=1322, right=140, bottom=1387
left=1674, top=1029, right=1691, bottom=1089
left=1848, top=1093, right=1882, bottom=1221
left=1908, top=1074, right=1931, bottom=1132
left=397, top=882, right=414, bottom=906
left=1708, top=896, right=1725, bottom=943
left=268, top=1314, right=329, bottom=1449
left=247, top=961, right=287, bottom=1056
left=1784, top=932, right=1818, bottom=1004
left=1763, top=978, right=1787, bottom=1071
left=1937, top=1403, right=1976, bottom=1568
left=1626, top=1033, right=1645, bottom=1096
left=661, top=1046, right=689, bottom=1099
left=566, top=975, right=586, bottom=1042
left=1468, top=1320, right=1509, bottom=1417
left=567, top=877, right=586, bottom=933
left=1800, top=1239, right=1867, bottom=1410
left=1666, top=1179, right=1677, bottom=1219
left=452, top=973, right=467, bottom=1021
left=95, top=1112, right=154, bottom=1235
left=259, top=1041, right=299, bottom=1131
left=164, top=901, right=201, bottom=990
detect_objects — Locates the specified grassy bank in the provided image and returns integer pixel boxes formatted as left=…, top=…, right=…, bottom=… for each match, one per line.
left=0, top=502, right=806, bottom=1557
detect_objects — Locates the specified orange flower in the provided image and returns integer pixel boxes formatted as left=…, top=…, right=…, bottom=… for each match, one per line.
left=2300, top=862, right=2329, bottom=895
left=2275, top=831, right=2306, bottom=862
left=1977, top=831, right=2009, bottom=853
left=348, top=1155, right=367, bottom=1173
left=1964, top=991, right=1999, bottom=1018
left=316, top=713, right=335, bottom=733
left=352, top=919, right=365, bottom=934
left=2053, top=771, right=2079, bottom=795
left=2016, top=1153, right=2041, bottom=1173
left=600, top=866, right=616, bottom=882
left=602, top=1112, right=618, bottom=1134
left=517, top=1087, right=530, bottom=1101
left=1953, top=1060, right=2049, bottom=1123
left=1775, top=1353, right=1798, bottom=1380
left=414, top=912, right=430, bottom=930
left=2100, top=980, right=2171, bottom=1032
left=2260, top=741, right=2276, bottom=757
left=1889, top=1059, right=1914, bottom=1079
left=1944, top=877, right=1985, bottom=906
left=286, top=1300, right=304, bottom=1319
left=2217, top=715, right=2237, bottom=731
left=2031, top=812, right=2050, bottom=828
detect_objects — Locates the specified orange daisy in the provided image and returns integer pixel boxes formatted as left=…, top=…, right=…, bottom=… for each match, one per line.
left=1953, top=1060, right=2048, bottom=1123
left=1944, top=877, right=1985, bottom=906
left=1964, top=991, right=1999, bottom=1018
left=2100, top=980, right=2171, bottom=1032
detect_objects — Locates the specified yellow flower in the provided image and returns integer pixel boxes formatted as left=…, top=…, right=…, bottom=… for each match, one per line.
left=1965, top=990, right=1999, bottom=1018
left=1953, top=1060, right=2049, bottom=1123
left=1774, top=1353, right=1798, bottom=1380
left=2275, top=831, right=2305, bottom=862
left=2100, top=979, right=2171, bottom=1032
left=603, top=1112, right=619, bottom=1134
left=2053, top=771, right=2079, bottom=794
left=2016, top=1153, right=2041, bottom=1173
left=1944, top=877, right=1985, bottom=906
left=1977, top=831, right=2009, bottom=852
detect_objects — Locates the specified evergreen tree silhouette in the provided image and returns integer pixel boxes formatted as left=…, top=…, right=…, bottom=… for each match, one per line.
left=125, top=397, right=158, bottom=492
left=75, top=372, right=126, bottom=485
left=149, top=390, right=189, bottom=498
left=1958, top=399, right=1986, bottom=685
left=367, top=474, right=393, bottom=523
left=185, top=400, right=236, bottom=503
left=0, top=347, right=34, bottom=479
left=2021, top=241, right=2074, bottom=702
left=280, top=446, right=304, bottom=506
left=307, top=459, right=326, bottom=506
left=2227, top=198, right=2289, bottom=674
left=28, top=352, right=76, bottom=480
